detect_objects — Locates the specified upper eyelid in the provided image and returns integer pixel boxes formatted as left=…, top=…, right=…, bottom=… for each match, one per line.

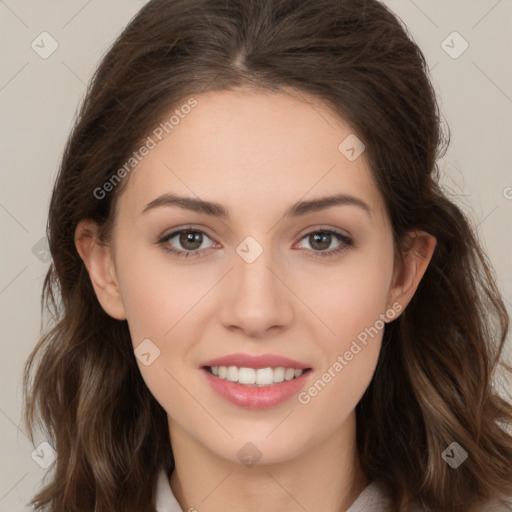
left=159, top=226, right=216, bottom=243
left=295, top=225, right=352, bottom=240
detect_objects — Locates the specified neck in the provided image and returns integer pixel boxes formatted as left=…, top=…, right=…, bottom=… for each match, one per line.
left=168, top=412, right=368, bottom=512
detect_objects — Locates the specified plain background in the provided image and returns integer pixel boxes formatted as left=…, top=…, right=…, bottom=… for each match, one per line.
left=0, top=0, right=511, bottom=509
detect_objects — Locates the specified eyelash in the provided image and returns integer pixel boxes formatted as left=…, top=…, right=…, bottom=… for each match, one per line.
left=156, top=226, right=354, bottom=259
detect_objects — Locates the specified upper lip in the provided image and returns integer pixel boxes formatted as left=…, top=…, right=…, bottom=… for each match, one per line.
left=200, top=353, right=311, bottom=370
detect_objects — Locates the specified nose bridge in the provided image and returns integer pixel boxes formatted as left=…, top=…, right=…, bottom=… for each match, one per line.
left=219, top=234, right=294, bottom=336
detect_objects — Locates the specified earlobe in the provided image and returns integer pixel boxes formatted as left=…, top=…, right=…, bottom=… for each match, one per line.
left=74, top=220, right=127, bottom=320
left=386, top=229, right=437, bottom=320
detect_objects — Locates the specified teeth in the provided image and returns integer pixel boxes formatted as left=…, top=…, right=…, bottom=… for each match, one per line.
left=284, top=368, right=295, bottom=381
left=273, top=367, right=285, bottom=383
left=239, top=367, right=256, bottom=385
left=226, top=366, right=238, bottom=382
left=209, top=366, right=305, bottom=386
left=256, top=367, right=273, bottom=386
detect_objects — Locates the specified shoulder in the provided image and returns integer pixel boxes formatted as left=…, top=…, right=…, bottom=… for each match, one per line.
left=347, top=480, right=394, bottom=512
left=472, top=497, right=512, bottom=512
left=154, top=471, right=512, bottom=512
left=351, top=480, right=512, bottom=512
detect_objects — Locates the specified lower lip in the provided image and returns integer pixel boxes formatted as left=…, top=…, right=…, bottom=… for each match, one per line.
left=202, top=368, right=312, bottom=410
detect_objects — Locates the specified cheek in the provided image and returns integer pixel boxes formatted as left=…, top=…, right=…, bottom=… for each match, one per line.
left=114, top=249, right=204, bottom=423
left=293, top=243, right=393, bottom=408
left=296, top=339, right=379, bottom=446
left=299, top=243, right=394, bottom=351
left=296, top=273, right=389, bottom=431
left=115, top=246, right=213, bottom=345
left=114, top=247, right=215, bottom=414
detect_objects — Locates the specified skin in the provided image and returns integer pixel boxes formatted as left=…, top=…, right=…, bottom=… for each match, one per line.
left=76, top=87, right=436, bottom=512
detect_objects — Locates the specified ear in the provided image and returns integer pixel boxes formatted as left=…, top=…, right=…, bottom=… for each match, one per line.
left=386, top=229, right=437, bottom=321
left=74, top=219, right=127, bottom=320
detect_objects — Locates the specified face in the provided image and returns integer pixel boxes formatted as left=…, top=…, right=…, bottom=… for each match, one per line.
left=101, top=87, right=402, bottom=465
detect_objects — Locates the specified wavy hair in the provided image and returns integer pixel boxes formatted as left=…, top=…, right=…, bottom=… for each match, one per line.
left=23, top=0, right=512, bottom=510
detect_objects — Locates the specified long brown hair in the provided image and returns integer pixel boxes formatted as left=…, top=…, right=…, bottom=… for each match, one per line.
left=24, top=0, right=512, bottom=511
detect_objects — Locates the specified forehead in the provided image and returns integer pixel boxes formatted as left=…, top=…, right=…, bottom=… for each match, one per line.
left=116, top=87, right=388, bottom=226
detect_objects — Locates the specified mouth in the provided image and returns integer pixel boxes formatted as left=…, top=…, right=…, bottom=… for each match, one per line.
left=199, top=353, right=313, bottom=409
left=200, top=359, right=313, bottom=409
left=204, top=365, right=312, bottom=387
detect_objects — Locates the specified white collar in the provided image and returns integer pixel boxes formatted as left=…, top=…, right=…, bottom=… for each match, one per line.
left=155, top=469, right=184, bottom=512
left=155, top=468, right=392, bottom=512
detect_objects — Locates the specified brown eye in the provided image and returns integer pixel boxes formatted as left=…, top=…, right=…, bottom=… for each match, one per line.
left=295, top=229, right=353, bottom=259
left=157, top=228, right=216, bottom=258
left=178, top=231, right=204, bottom=250
left=308, top=232, right=333, bottom=251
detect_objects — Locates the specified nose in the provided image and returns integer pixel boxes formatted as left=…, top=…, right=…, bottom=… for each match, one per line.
left=218, top=244, right=294, bottom=338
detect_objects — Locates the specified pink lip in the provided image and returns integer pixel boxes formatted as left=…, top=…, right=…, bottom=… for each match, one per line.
left=201, top=368, right=312, bottom=409
left=200, top=353, right=311, bottom=370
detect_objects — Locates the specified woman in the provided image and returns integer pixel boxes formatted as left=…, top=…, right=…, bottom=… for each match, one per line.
left=24, top=0, right=512, bottom=511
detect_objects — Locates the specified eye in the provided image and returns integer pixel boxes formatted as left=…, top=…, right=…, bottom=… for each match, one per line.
left=157, top=227, right=217, bottom=258
left=156, top=226, right=353, bottom=259
left=295, top=229, right=353, bottom=258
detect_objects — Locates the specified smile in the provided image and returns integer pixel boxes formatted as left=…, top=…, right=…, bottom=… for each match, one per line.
left=207, top=365, right=306, bottom=387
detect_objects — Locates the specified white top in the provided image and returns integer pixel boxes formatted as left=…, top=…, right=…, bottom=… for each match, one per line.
left=154, top=469, right=394, bottom=511
left=154, top=469, right=512, bottom=512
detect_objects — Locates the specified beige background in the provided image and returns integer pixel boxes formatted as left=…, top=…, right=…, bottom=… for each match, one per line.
left=1, top=0, right=511, bottom=509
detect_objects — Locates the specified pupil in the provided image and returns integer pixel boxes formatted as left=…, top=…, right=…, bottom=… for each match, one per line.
left=311, top=232, right=330, bottom=251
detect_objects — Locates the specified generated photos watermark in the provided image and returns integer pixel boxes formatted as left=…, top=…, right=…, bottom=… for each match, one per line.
left=93, top=97, right=198, bottom=200
left=298, top=301, right=403, bottom=405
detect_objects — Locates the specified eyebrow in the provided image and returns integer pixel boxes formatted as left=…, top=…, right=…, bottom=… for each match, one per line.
left=141, top=192, right=371, bottom=218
